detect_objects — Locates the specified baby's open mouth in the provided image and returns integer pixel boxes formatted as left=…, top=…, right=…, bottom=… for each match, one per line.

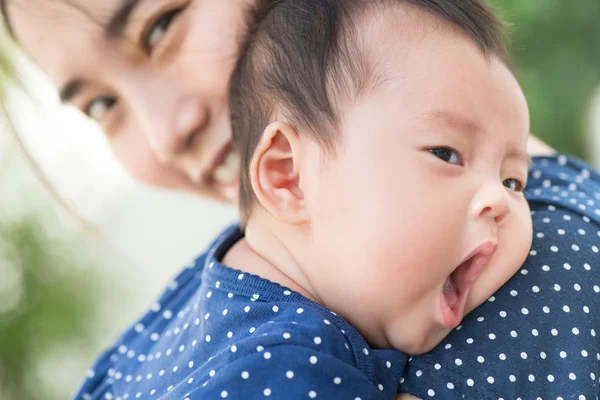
left=440, top=242, right=497, bottom=328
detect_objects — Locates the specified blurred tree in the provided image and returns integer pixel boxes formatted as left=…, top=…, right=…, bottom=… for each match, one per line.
left=0, top=215, right=98, bottom=400
left=0, top=34, right=99, bottom=400
left=491, top=0, right=600, bottom=159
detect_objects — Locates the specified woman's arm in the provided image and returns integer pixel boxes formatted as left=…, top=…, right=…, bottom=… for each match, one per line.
left=527, top=135, right=556, bottom=156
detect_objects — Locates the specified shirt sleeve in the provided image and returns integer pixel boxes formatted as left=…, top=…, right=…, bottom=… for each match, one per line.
left=185, top=343, right=393, bottom=400
left=527, top=155, right=600, bottom=225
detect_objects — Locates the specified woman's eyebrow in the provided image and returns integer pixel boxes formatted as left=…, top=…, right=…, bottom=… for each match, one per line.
left=105, top=0, right=142, bottom=39
left=60, top=79, right=83, bottom=103
left=60, top=1, right=143, bottom=103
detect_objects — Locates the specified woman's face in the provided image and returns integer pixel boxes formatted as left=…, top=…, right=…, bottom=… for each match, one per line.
left=7, top=0, right=253, bottom=202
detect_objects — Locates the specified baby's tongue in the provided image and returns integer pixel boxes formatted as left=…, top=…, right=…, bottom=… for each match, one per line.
left=443, top=276, right=459, bottom=310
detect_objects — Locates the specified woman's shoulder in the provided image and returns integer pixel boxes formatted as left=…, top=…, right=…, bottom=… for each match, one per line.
left=528, top=154, right=600, bottom=192
left=71, top=230, right=224, bottom=399
left=527, top=154, right=600, bottom=226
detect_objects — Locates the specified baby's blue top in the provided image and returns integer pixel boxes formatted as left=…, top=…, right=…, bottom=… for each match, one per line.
left=75, top=225, right=408, bottom=400
left=74, top=154, right=600, bottom=400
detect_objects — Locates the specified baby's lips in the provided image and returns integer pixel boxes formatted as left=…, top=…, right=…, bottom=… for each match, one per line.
left=440, top=278, right=464, bottom=329
left=440, top=242, right=497, bottom=328
left=454, top=243, right=497, bottom=293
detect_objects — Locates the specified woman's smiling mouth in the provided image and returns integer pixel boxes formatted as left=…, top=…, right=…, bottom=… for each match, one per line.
left=207, top=142, right=241, bottom=201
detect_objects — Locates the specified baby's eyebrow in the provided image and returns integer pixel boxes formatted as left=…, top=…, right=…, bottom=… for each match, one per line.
left=420, top=110, right=481, bottom=137
left=507, top=150, right=532, bottom=167
left=421, top=110, right=532, bottom=165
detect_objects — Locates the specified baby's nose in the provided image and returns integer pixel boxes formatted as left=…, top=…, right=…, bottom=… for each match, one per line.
left=474, top=182, right=511, bottom=226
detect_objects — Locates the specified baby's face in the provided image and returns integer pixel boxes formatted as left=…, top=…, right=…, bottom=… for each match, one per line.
left=301, top=25, right=533, bottom=354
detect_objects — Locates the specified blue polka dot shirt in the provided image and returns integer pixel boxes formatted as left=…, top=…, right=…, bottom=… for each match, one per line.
left=74, top=155, right=600, bottom=400
left=74, top=224, right=408, bottom=400
left=402, top=155, right=600, bottom=399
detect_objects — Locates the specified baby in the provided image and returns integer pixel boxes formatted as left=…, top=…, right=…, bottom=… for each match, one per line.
left=227, top=0, right=532, bottom=353
left=115, top=0, right=532, bottom=398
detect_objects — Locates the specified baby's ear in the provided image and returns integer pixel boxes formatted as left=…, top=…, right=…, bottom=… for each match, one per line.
left=250, top=122, right=309, bottom=224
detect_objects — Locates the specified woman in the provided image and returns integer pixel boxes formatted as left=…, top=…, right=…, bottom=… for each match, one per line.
left=4, top=0, right=251, bottom=203
left=2, top=1, right=598, bottom=399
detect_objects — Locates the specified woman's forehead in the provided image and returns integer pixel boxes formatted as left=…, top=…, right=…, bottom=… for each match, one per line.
left=8, top=0, right=125, bottom=84
left=8, top=0, right=122, bottom=38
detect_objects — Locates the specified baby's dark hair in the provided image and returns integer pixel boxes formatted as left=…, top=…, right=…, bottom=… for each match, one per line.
left=230, top=0, right=508, bottom=222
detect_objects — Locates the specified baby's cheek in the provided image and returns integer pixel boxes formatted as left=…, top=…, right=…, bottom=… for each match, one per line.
left=465, top=200, right=532, bottom=313
left=513, top=199, right=534, bottom=268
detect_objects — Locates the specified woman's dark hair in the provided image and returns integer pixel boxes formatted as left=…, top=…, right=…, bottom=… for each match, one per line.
left=0, top=0, right=10, bottom=34
left=230, top=0, right=509, bottom=222
left=0, top=2, right=87, bottom=226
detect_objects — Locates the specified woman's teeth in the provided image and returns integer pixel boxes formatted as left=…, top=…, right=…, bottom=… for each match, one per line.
left=212, top=150, right=241, bottom=185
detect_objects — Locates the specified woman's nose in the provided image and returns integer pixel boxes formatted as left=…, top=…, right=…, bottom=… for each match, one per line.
left=136, top=95, right=210, bottom=165
left=472, top=180, right=511, bottom=227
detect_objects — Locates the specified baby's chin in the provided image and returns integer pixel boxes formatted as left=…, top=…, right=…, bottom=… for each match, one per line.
left=383, top=311, right=456, bottom=355
left=389, top=325, right=453, bottom=355
left=385, top=296, right=480, bottom=355
left=405, top=275, right=521, bottom=354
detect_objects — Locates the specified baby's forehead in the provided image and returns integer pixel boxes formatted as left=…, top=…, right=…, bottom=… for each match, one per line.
left=357, top=3, right=495, bottom=80
left=357, top=27, right=500, bottom=106
left=347, top=12, right=528, bottom=149
left=360, top=3, right=479, bottom=47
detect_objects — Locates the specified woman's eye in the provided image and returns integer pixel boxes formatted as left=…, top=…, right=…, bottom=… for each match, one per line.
left=503, top=178, right=525, bottom=192
left=428, top=147, right=462, bottom=166
left=85, top=97, right=116, bottom=122
left=143, top=8, right=182, bottom=53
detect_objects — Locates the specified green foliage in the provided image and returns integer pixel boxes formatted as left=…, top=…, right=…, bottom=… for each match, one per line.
left=491, top=0, right=600, bottom=159
left=0, top=216, right=98, bottom=400
left=0, top=32, right=99, bottom=400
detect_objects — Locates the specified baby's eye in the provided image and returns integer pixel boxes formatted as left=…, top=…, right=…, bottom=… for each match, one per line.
left=143, top=8, right=182, bottom=53
left=428, top=147, right=462, bottom=166
left=85, top=96, right=117, bottom=122
left=503, top=178, right=525, bottom=192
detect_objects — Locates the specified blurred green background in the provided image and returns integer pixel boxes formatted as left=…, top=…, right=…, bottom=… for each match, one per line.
left=490, top=0, right=600, bottom=158
left=0, top=1, right=599, bottom=400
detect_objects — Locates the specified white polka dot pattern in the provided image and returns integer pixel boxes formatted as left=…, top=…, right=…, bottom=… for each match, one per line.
left=72, top=155, right=600, bottom=400
left=72, top=223, right=408, bottom=399
left=401, top=156, right=600, bottom=399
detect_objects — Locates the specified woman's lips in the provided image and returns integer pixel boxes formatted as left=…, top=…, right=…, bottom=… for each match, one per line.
left=440, top=242, right=497, bottom=329
left=211, top=148, right=241, bottom=201
left=212, top=149, right=241, bottom=184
